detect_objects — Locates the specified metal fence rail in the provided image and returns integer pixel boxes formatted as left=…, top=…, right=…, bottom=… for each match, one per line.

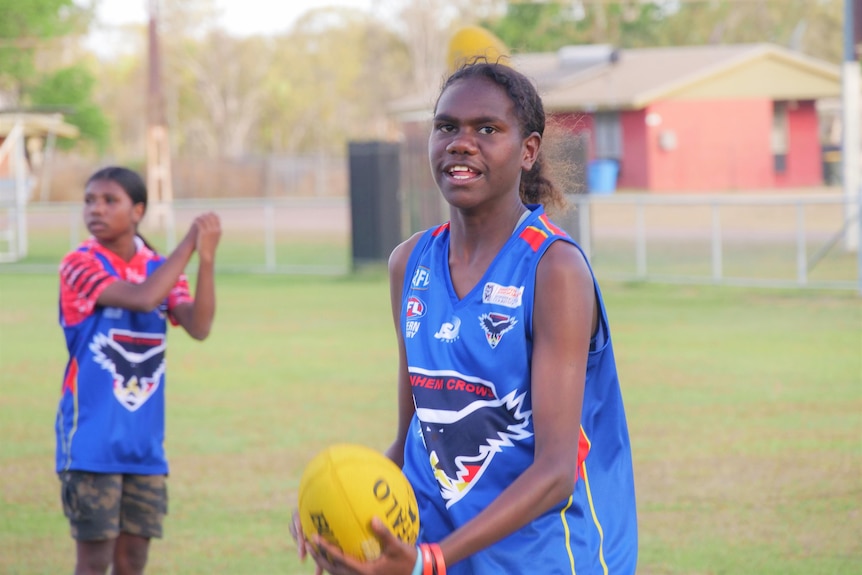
left=3, top=193, right=860, bottom=293
left=556, top=192, right=861, bottom=292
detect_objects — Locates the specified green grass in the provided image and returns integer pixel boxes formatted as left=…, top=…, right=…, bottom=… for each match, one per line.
left=589, top=238, right=858, bottom=285
left=19, top=228, right=351, bottom=272
left=0, top=272, right=860, bottom=574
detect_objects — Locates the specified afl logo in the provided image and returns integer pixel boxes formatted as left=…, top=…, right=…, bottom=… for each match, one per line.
left=406, top=296, right=427, bottom=318
left=411, top=266, right=431, bottom=290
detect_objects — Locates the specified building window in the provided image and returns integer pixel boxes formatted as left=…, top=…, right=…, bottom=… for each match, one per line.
left=772, top=102, right=788, bottom=173
left=594, top=112, right=622, bottom=160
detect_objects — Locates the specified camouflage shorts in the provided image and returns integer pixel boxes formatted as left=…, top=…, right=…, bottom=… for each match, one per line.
left=59, top=471, right=168, bottom=541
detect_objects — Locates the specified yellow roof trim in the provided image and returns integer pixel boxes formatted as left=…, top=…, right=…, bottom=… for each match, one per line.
left=631, top=44, right=841, bottom=108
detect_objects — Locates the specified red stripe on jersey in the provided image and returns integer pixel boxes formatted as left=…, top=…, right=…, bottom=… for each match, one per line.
left=60, top=251, right=117, bottom=326
left=59, top=239, right=192, bottom=327
left=575, top=426, right=591, bottom=481
left=62, top=357, right=78, bottom=394
left=432, top=223, right=449, bottom=237
left=519, top=226, right=548, bottom=252
left=112, top=334, right=164, bottom=346
left=539, top=214, right=566, bottom=237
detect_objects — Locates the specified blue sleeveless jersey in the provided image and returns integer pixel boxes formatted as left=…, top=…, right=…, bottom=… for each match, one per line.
left=55, top=238, right=191, bottom=475
left=400, top=205, right=637, bottom=574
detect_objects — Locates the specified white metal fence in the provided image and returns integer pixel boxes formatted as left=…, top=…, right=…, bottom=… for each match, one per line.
left=3, top=193, right=860, bottom=293
left=558, top=192, right=862, bottom=292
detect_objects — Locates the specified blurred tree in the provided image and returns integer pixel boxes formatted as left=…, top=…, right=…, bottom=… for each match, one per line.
left=393, top=0, right=507, bottom=95
left=482, top=0, right=843, bottom=62
left=656, top=0, right=843, bottom=62
left=159, top=0, right=220, bottom=38
left=72, top=0, right=846, bottom=162
left=0, top=0, right=109, bottom=150
left=169, top=30, right=269, bottom=157
left=92, top=53, right=147, bottom=160
left=0, top=0, right=86, bottom=101
left=484, top=1, right=677, bottom=52
left=28, top=65, right=110, bottom=153
left=260, top=7, right=412, bottom=155
left=90, top=0, right=223, bottom=160
left=486, top=2, right=587, bottom=51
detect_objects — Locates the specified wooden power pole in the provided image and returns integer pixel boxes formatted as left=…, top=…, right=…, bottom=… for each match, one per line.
left=147, top=0, right=173, bottom=232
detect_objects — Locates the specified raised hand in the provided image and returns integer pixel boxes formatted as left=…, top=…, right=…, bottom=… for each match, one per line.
left=192, top=212, right=221, bottom=264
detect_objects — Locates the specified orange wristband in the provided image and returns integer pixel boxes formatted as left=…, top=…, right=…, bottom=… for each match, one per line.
left=429, top=543, right=446, bottom=575
left=420, top=543, right=434, bottom=575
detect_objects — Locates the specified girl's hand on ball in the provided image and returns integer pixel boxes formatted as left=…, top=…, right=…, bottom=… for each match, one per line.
left=291, top=510, right=323, bottom=574
left=310, top=535, right=362, bottom=575
left=311, top=518, right=417, bottom=575
left=368, top=517, right=418, bottom=574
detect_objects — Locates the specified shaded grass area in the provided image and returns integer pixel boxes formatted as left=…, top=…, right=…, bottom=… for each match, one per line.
left=0, top=273, right=860, bottom=574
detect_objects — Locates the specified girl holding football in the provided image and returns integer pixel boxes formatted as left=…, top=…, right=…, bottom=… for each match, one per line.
left=294, top=60, right=637, bottom=575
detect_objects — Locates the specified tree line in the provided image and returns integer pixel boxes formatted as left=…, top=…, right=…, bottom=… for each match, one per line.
left=0, top=0, right=847, bottom=162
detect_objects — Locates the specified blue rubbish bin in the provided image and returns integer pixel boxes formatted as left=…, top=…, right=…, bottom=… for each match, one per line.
left=587, top=159, right=619, bottom=194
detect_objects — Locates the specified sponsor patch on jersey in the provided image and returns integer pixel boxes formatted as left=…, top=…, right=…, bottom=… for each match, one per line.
left=405, top=320, right=421, bottom=339
left=409, top=367, right=532, bottom=508
left=90, top=329, right=166, bottom=412
left=481, top=282, right=524, bottom=308
left=411, top=266, right=431, bottom=290
left=404, top=297, right=426, bottom=339
left=479, top=313, right=517, bottom=349
left=434, top=316, right=461, bottom=343
left=103, top=307, right=123, bottom=319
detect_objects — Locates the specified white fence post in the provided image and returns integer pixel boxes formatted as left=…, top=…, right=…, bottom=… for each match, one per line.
left=13, top=132, right=28, bottom=259
left=711, top=203, right=722, bottom=283
left=69, top=205, right=79, bottom=249
left=796, top=202, right=807, bottom=286
left=635, top=199, right=646, bottom=279
left=264, top=201, right=276, bottom=271
left=857, top=190, right=862, bottom=295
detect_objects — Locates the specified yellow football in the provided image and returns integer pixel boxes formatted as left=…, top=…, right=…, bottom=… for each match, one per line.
left=447, top=25, right=511, bottom=73
left=297, top=443, right=420, bottom=562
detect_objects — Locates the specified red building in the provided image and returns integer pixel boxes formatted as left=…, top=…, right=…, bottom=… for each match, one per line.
left=521, top=43, right=843, bottom=192
left=392, top=43, right=845, bottom=195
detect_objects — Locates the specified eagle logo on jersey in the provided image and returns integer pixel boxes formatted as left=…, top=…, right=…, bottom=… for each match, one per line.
left=90, top=330, right=166, bottom=412
left=478, top=313, right=517, bottom=349
left=410, top=368, right=532, bottom=508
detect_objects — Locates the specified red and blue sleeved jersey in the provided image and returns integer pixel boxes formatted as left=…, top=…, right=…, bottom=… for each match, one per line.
left=400, top=205, right=638, bottom=574
left=55, top=237, right=192, bottom=474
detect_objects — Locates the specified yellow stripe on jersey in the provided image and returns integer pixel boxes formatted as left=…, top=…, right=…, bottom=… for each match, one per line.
left=582, top=460, right=609, bottom=575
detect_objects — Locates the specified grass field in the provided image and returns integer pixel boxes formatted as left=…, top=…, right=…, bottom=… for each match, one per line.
left=0, top=270, right=860, bottom=574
